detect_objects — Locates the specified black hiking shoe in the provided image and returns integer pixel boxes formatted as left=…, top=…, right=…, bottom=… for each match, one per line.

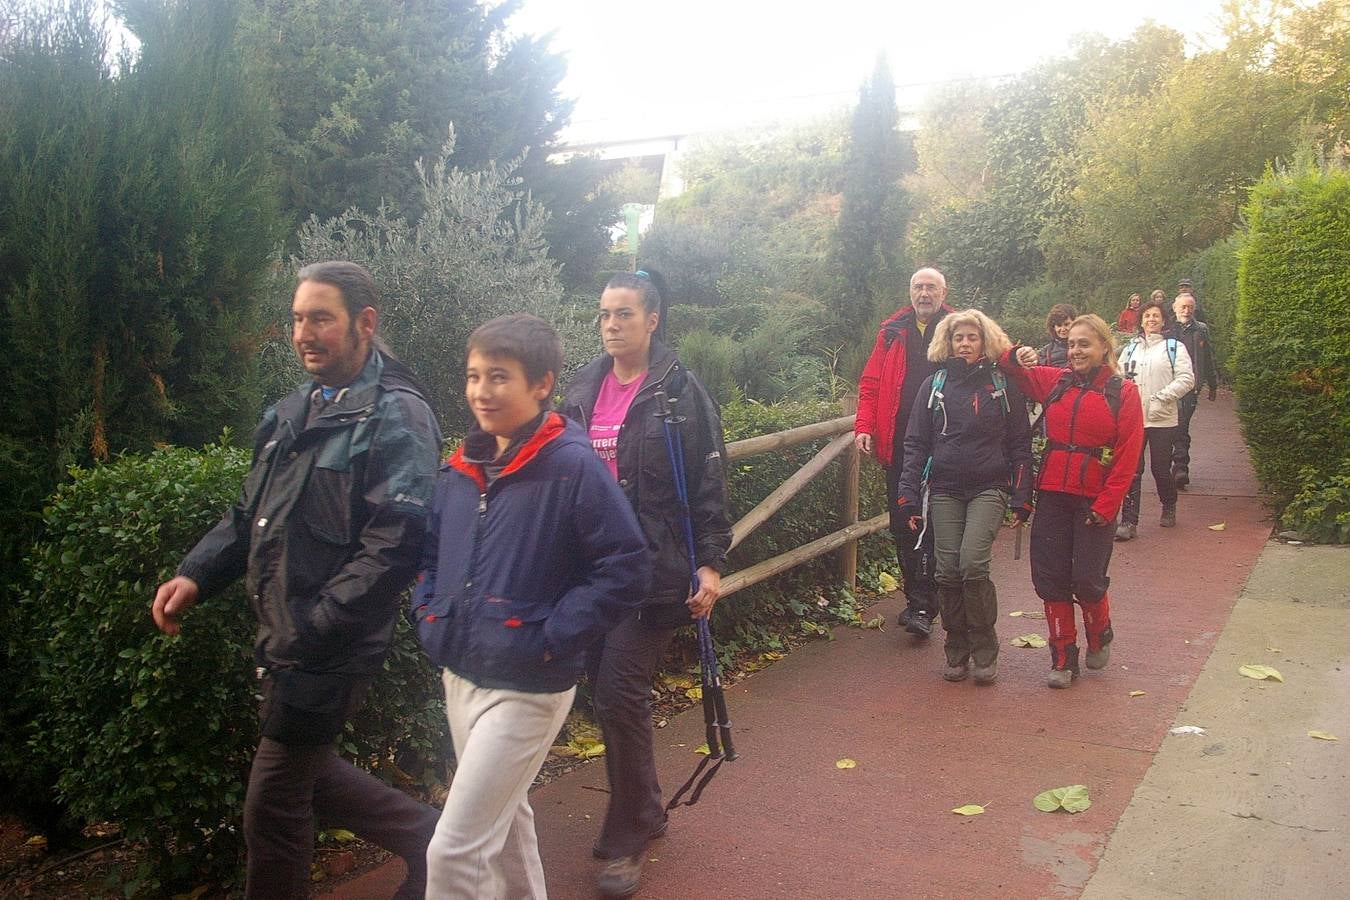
left=1173, top=465, right=1190, bottom=488
left=905, top=610, right=933, bottom=637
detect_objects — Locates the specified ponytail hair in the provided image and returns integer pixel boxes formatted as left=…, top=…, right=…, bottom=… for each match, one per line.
left=604, top=269, right=671, bottom=345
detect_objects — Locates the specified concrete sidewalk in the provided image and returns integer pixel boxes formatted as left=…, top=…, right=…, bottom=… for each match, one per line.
left=328, top=389, right=1342, bottom=899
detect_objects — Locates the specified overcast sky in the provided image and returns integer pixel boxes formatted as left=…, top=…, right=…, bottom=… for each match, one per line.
left=508, top=0, right=1231, bottom=144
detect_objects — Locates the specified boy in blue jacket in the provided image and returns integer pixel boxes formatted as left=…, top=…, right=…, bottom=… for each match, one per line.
left=414, top=314, right=651, bottom=898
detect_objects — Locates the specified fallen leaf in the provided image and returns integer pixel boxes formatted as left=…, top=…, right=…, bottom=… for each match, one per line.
left=1010, top=634, right=1047, bottom=648
left=1129, top=690, right=1146, bottom=697
left=862, top=615, right=886, bottom=631
left=951, top=804, right=986, bottom=816
left=695, top=743, right=711, bottom=755
left=1308, top=730, right=1339, bottom=742
left=1208, top=523, right=1226, bottom=531
left=1170, top=725, right=1207, bottom=735
left=1009, top=610, right=1024, bottom=617
left=835, top=758, right=857, bottom=769
left=325, top=828, right=357, bottom=843
left=1238, top=664, right=1284, bottom=683
left=1033, top=784, right=1091, bottom=813
left=1266, top=647, right=1283, bottom=653
left=685, top=686, right=704, bottom=700
left=24, top=835, right=46, bottom=847
left=761, top=651, right=785, bottom=661
left=878, top=572, right=899, bottom=593
left=1021, top=610, right=1046, bottom=619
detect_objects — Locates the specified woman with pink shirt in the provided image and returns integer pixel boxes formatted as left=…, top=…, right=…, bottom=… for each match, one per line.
left=559, top=269, right=732, bottom=897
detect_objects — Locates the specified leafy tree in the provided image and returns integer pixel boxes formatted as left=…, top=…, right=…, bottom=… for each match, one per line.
left=238, top=0, right=616, bottom=287
left=291, top=133, right=581, bottom=432
left=827, top=54, right=912, bottom=338
left=0, top=0, right=279, bottom=556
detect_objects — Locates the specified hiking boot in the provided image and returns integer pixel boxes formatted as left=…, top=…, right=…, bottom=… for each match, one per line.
left=592, top=817, right=668, bottom=860
left=1085, top=644, right=1111, bottom=670
left=1173, top=465, right=1190, bottom=488
left=1047, top=667, right=1074, bottom=689
left=597, top=853, right=644, bottom=897
left=972, top=661, right=998, bottom=685
left=905, top=610, right=933, bottom=638
left=942, top=662, right=970, bottom=682
left=1114, top=522, right=1137, bottom=541
left=1160, top=505, right=1177, bottom=528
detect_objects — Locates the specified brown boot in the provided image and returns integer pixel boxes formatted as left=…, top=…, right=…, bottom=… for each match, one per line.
left=597, top=853, right=644, bottom=897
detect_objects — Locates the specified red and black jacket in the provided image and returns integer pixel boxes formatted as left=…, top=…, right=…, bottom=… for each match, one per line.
left=998, top=350, right=1144, bottom=522
left=855, top=304, right=954, bottom=467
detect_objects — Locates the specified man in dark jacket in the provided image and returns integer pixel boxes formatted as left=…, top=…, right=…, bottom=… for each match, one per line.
left=855, top=267, right=953, bottom=637
left=1169, top=292, right=1219, bottom=488
left=152, top=261, right=442, bottom=899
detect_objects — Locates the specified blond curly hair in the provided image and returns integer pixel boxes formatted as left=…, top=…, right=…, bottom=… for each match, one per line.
left=926, top=308, right=1012, bottom=364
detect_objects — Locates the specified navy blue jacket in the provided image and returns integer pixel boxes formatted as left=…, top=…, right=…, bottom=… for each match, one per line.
left=897, top=359, right=1035, bottom=515
left=411, top=413, right=651, bottom=693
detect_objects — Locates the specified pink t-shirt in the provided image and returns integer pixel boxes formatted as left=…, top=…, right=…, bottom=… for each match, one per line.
left=589, top=369, right=646, bottom=480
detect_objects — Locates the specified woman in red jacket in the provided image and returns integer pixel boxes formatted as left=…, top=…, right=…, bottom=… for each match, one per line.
left=999, top=314, right=1144, bottom=688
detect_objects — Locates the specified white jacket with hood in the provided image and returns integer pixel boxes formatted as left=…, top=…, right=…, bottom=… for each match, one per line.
left=1118, top=332, right=1195, bottom=428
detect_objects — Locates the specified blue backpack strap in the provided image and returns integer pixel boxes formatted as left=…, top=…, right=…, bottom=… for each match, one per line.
left=990, top=368, right=1011, bottom=414
left=926, top=369, right=947, bottom=410
left=1166, top=338, right=1178, bottom=374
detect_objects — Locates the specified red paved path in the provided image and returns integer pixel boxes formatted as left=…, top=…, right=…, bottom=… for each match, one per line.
left=329, top=388, right=1268, bottom=899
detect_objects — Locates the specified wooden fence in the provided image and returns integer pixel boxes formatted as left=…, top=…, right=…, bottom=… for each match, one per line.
left=720, top=405, right=889, bottom=599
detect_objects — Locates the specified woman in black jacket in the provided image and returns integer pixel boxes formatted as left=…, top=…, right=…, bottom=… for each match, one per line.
left=1038, top=303, right=1077, bottom=367
left=559, top=269, right=732, bottom=898
left=895, top=309, right=1033, bottom=685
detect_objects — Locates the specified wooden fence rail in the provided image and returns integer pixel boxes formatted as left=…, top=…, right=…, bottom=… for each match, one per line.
left=719, top=403, right=889, bottom=600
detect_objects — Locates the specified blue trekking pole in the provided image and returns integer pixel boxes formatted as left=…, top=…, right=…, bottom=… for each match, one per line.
left=655, top=389, right=737, bottom=810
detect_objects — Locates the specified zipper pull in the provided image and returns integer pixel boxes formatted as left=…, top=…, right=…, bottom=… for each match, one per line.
left=478, top=492, right=488, bottom=516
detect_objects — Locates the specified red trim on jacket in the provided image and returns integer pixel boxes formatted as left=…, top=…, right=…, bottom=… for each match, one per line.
left=855, top=303, right=954, bottom=467
left=998, top=350, right=1144, bottom=521
left=447, top=412, right=567, bottom=493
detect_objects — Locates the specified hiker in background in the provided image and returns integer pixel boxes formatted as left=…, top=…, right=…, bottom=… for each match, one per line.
left=1168, top=293, right=1218, bottom=490
left=413, top=315, right=650, bottom=899
left=1038, top=304, right=1077, bottom=367
left=1176, top=279, right=1208, bottom=323
left=1116, top=298, right=1194, bottom=539
left=895, top=310, right=1033, bottom=685
left=1002, top=315, right=1144, bottom=688
left=560, top=269, right=731, bottom=898
left=855, top=267, right=954, bottom=639
left=1114, top=293, right=1142, bottom=334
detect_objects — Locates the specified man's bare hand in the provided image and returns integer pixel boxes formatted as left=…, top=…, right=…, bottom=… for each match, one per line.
left=854, top=433, right=873, bottom=455
left=1015, top=346, right=1038, bottom=368
left=152, top=576, right=200, bottom=635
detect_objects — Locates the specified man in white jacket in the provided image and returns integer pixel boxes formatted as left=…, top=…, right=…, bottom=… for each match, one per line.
left=1115, top=298, right=1194, bottom=539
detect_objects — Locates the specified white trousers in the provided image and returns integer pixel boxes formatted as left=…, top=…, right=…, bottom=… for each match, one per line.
left=425, top=670, right=575, bottom=900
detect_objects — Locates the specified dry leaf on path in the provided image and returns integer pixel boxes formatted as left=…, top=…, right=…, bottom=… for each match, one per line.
left=1010, top=634, right=1047, bottom=648
left=1208, top=523, right=1226, bottom=531
left=685, top=686, right=704, bottom=700
left=1009, top=610, right=1024, bottom=617
left=1129, top=690, right=1146, bottom=697
left=1238, top=664, right=1284, bottom=682
left=1308, top=731, right=1339, bottom=742
left=1033, top=785, right=1091, bottom=813
left=951, top=804, right=986, bottom=816
left=835, top=758, right=857, bottom=769
left=1265, top=647, right=1283, bottom=653
left=695, top=743, right=711, bottom=755
left=1170, top=725, right=1207, bottom=735
left=878, top=572, right=899, bottom=593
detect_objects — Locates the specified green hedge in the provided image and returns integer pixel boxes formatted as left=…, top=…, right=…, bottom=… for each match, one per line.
left=1234, top=165, right=1350, bottom=504
left=3, top=442, right=444, bottom=888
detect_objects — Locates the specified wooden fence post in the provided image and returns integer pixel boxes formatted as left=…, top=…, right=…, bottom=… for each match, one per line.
left=839, top=394, right=859, bottom=590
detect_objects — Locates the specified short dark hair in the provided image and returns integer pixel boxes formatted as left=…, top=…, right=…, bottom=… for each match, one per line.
left=297, top=261, right=380, bottom=319
left=1137, top=297, right=1171, bottom=332
left=466, top=314, right=563, bottom=385
left=1046, top=303, right=1078, bottom=336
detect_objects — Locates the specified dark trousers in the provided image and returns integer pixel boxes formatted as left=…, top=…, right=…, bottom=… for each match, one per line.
left=886, top=463, right=937, bottom=613
left=1030, top=491, right=1115, bottom=604
left=243, top=738, right=441, bottom=899
left=587, top=611, right=677, bottom=859
left=1173, top=393, right=1199, bottom=470
left=1122, top=426, right=1178, bottom=525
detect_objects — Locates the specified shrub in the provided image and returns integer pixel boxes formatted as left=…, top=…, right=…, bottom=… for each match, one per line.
left=1234, top=165, right=1350, bottom=501
left=1282, top=463, right=1350, bottom=544
left=7, top=442, right=445, bottom=887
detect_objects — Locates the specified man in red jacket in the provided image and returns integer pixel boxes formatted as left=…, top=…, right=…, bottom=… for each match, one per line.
left=855, top=267, right=953, bottom=636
